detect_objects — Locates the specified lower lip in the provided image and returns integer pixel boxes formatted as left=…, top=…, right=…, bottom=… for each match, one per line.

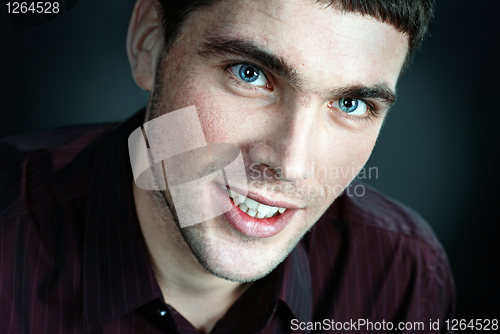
left=213, top=184, right=298, bottom=238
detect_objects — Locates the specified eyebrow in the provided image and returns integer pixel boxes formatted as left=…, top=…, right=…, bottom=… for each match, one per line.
left=198, top=37, right=303, bottom=88
left=198, top=37, right=397, bottom=107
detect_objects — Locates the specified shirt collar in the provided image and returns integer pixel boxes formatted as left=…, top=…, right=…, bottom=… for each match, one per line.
left=82, top=110, right=162, bottom=332
left=207, top=242, right=313, bottom=333
left=278, top=241, right=313, bottom=324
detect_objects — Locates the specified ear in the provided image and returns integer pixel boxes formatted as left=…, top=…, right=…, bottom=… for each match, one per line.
left=126, top=0, right=163, bottom=92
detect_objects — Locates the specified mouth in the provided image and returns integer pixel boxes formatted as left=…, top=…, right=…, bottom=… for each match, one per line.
left=224, top=187, right=287, bottom=218
left=216, top=185, right=300, bottom=238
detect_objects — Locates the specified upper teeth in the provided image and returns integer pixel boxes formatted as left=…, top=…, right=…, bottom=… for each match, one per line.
left=225, top=187, right=286, bottom=218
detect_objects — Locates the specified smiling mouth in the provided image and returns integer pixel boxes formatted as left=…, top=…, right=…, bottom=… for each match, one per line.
left=222, top=187, right=287, bottom=219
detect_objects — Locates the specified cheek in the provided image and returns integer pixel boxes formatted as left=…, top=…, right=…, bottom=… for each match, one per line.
left=186, top=91, right=246, bottom=145
left=316, top=127, right=379, bottom=192
left=162, top=77, right=258, bottom=145
left=159, top=61, right=232, bottom=143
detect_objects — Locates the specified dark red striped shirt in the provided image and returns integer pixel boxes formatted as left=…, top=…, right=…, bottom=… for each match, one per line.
left=0, top=110, right=455, bottom=333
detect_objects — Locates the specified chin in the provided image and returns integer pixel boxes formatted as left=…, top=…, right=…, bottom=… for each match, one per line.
left=202, top=260, right=279, bottom=283
left=179, top=217, right=304, bottom=283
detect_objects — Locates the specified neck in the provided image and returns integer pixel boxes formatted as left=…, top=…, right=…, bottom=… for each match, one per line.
left=132, top=182, right=251, bottom=333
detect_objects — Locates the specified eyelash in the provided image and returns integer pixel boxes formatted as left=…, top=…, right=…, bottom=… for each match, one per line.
left=221, top=61, right=382, bottom=123
left=330, top=100, right=382, bottom=124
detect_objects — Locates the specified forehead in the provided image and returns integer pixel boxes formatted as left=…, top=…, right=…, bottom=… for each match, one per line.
left=188, top=0, right=409, bottom=90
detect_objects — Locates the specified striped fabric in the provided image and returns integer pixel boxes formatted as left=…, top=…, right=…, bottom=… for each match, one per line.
left=0, top=110, right=455, bottom=333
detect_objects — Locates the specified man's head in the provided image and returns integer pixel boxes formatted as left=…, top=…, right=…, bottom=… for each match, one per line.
left=127, top=0, right=434, bottom=283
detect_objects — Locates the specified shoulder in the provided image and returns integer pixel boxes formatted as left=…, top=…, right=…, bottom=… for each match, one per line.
left=307, top=179, right=450, bottom=269
left=305, top=179, right=454, bottom=291
left=0, top=124, right=114, bottom=219
left=311, top=179, right=442, bottom=253
left=304, top=180, right=455, bottom=322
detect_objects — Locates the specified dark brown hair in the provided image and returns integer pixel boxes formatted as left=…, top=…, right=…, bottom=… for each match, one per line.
left=156, top=0, right=435, bottom=63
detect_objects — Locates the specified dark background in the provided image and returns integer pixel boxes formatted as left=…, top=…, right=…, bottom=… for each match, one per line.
left=1, top=0, right=499, bottom=323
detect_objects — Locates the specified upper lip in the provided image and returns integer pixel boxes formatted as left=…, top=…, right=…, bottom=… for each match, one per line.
left=220, top=183, right=304, bottom=210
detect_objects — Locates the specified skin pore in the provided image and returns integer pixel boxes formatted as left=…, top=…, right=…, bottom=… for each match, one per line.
left=128, top=0, right=409, bottom=332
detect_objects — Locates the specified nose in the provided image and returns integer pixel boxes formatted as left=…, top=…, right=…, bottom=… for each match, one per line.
left=248, top=103, right=317, bottom=183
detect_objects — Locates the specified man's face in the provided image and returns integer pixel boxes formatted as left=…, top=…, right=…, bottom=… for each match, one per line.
left=147, top=0, right=408, bottom=282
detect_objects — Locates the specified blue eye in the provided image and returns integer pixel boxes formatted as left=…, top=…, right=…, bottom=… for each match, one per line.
left=334, top=98, right=368, bottom=116
left=239, top=65, right=259, bottom=82
left=230, top=64, right=268, bottom=86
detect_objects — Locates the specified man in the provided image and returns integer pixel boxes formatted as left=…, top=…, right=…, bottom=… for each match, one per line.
left=0, top=0, right=454, bottom=333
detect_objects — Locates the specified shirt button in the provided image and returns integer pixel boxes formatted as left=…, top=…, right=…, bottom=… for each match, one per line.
left=156, top=308, right=167, bottom=317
